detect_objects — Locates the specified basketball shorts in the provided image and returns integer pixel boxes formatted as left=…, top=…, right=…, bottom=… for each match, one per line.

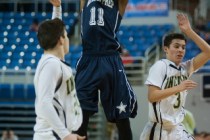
left=140, top=121, right=195, bottom=140
left=75, top=51, right=138, bottom=122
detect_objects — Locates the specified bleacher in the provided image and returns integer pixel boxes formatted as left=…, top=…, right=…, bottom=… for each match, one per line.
left=0, top=83, right=35, bottom=140
left=117, top=24, right=174, bottom=56
left=0, top=12, right=79, bottom=70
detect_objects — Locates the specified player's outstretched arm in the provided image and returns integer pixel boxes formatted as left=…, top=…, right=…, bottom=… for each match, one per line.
left=177, top=13, right=210, bottom=72
left=80, top=0, right=85, bottom=12
left=118, top=0, right=128, bottom=16
left=50, top=0, right=62, bottom=19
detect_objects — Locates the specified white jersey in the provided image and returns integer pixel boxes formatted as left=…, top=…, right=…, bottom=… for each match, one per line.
left=145, top=59, right=195, bottom=127
left=33, top=54, right=82, bottom=139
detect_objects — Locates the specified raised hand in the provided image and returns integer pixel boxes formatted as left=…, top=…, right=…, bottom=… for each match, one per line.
left=177, top=13, right=192, bottom=34
left=49, top=0, right=61, bottom=7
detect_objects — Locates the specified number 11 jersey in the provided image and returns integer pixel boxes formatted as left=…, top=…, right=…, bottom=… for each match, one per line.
left=81, top=0, right=121, bottom=52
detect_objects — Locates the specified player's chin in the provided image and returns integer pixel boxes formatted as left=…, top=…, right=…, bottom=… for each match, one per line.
left=64, top=47, right=69, bottom=54
left=174, top=59, right=182, bottom=65
left=176, top=57, right=183, bottom=62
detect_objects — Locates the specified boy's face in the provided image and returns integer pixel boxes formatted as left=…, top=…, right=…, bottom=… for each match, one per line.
left=164, top=39, right=186, bottom=65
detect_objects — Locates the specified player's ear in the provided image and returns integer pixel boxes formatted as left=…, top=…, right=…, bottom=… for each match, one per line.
left=58, top=36, right=64, bottom=45
left=163, top=46, right=168, bottom=53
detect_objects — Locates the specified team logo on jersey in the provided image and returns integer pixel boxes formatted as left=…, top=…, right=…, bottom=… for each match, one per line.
left=116, top=102, right=127, bottom=114
left=164, top=75, right=188, bottom=89
left=87, top=0, right=114, bottom=8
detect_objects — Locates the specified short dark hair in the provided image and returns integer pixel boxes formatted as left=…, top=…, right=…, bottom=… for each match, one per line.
left=163, top=33, right=186, bottom=47
left=37, top=18, right=65, bottom=50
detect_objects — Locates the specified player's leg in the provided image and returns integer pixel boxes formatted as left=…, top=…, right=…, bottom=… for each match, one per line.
left=73, top=110, right=94, bottom=140
left=116, top=118, right=132, bottom=140
left=114, top=55, right=137, bottom=140
left=75, top=55, right=100, bottom=140
left=99, top=53, right=137, bottom=120
left=99, top=53, right=137, bottom=140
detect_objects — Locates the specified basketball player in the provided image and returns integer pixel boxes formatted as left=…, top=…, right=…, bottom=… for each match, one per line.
left=33, top=0, right=85, bottom=140
left=140, top=14, right=210, bottom=140
left=74, top=0, right=138, bottom=140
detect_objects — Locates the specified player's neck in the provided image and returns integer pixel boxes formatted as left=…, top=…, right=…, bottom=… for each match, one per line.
left=44, top=49, right=64, bottom=60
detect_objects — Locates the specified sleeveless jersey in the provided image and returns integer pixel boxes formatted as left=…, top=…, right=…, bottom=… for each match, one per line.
left=145, top=59, right=194, bottom=127
left=81, top=0, right=122, bottom=52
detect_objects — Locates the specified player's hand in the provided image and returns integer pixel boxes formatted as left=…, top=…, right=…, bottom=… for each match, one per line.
left=49, top=0, right=61, bottom=7
left=63, top=134, right=86, bottom=140
left=178, top=80, right=197, bottom=91
left=177, top=13, right=192, bottom=34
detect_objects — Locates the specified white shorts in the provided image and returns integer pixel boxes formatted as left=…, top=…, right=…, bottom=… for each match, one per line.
left=140, top=122, right=195, bottom=140
left=33, top=131, right=59, bottom=140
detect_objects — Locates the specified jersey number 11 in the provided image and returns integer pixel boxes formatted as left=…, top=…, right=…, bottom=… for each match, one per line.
left=89, top=7, right=104, bottom=26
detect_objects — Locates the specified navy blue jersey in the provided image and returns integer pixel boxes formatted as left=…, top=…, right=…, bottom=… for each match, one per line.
left=81, top=0, right=122, bottom=52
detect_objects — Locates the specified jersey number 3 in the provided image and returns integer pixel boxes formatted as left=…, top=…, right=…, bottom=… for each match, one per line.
left=89, top=7, right=104, bottom=26
left=173, top=92, right=181, bottom=108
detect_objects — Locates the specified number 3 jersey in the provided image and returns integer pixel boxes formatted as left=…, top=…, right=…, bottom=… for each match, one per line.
left=145, top=59, right=195, bottom=127
left=34, top=54, right=82, bottom=138
left=81, top=0, right=121, bottom=52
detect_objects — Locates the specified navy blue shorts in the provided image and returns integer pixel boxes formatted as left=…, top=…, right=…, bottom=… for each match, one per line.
left=75, top=51, right=137, bottom=122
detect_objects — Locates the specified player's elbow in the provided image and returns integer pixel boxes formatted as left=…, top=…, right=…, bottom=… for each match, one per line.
left=148, top=94, right=158, bottom=103
left=147, top=85, right=161, bottom=103
left=207, top=52, right=210, bottom=59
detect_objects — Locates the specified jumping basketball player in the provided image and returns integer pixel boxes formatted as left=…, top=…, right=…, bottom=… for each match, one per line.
left=74, top=0, right=138, bottom=140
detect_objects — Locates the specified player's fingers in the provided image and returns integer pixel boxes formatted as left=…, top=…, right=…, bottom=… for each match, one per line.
left=188, top=82, right=197, bottom=88
left=177, top=13, right=182, bottom=17
left=49, top=0, right=61, bottom=7
left=77, top=135, right=86, bottom=140
left=49, top=0, right=55, bottom=4
left=50, top=0, right=59, bottom=3
left=181, top=13, right=185, bottom=18
left=177, top=13, right=183, bottom=19
left=190, top=84, right=197, bottom=88
left=188, top=85, right=197, bottom=89
left=191, top=82, right=197, bottom=87
left=186, top=85, right=195, bottom=89
left=189, top=80, right=197, bottom=85
left=192, top=81, right=197, bottom=85
left=186, top=79, right=194, bottom=82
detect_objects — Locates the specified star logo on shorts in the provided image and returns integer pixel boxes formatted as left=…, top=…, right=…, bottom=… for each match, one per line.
left=116, top=102, right=127, bottom=114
